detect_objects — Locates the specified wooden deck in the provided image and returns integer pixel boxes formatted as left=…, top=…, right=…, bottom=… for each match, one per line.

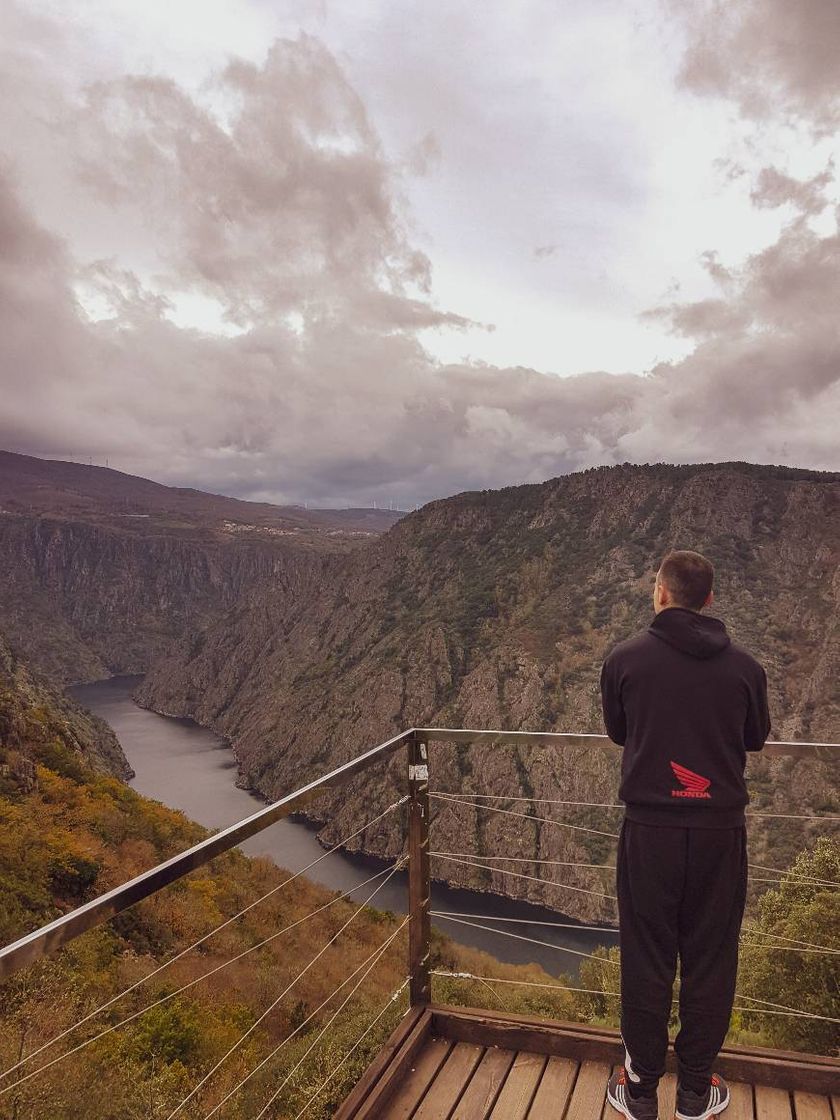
left=336, top=1006, right=840, bottom=1120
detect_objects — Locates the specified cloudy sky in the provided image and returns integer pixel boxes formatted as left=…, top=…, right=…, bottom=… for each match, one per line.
left=1, top=0, right=838, bottom=507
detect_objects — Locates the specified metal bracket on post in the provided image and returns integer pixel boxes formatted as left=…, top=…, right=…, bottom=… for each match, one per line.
left=407, top=732, right=431, bottom=1007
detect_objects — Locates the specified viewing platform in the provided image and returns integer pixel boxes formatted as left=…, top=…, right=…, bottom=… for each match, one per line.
left=335, top=1004, right=840, bottom=1119
left=1, top=727, right=837, bottom=1118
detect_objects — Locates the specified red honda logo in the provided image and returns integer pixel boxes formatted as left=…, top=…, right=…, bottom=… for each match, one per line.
left=670, top=760, right=712, bottom=799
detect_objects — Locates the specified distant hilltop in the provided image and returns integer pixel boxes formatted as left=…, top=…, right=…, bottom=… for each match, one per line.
left=0, top=449, right=406, bottom=535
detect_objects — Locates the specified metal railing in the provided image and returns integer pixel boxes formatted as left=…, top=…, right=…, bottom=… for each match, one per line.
left=1, top=727, right=838, bottom=1116
left=1, top=727, right=836, bottom=984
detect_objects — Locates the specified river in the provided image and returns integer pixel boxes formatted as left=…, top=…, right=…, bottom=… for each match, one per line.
left=70, top=677, right=618, bottom=979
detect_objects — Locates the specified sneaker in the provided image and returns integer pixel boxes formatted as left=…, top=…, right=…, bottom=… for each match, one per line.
left=606, top=1068, right=659, bottom=1120
left=675, top=1073, right=730, bottom=1120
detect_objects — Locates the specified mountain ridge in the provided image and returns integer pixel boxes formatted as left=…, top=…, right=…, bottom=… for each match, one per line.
left=0, top=448, right=406, bottom=533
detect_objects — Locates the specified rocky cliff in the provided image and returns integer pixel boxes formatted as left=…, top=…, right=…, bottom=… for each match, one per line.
left=0, top=512, right=328, bottom=685
left=0, top=449, right=403, bottom=686
left=136, top=462, right=840, bottom=921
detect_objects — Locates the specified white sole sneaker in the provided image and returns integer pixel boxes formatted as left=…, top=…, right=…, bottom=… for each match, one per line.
left=607, top=1080, right=658, bottom=1120
left=675, top=1082, right=730, bottom=1120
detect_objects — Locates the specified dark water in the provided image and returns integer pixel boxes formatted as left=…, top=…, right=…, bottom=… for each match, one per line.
left=70, top=677, right=618, bottom=979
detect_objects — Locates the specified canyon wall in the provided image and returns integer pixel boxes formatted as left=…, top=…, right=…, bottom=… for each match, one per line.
left=136, top=462, right=840, bottom=921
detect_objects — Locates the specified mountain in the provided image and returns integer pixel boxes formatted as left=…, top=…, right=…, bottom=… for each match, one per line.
left=0, top=450, right=404, bottom=685
left=135, top=461, right=840, bottom=921
left=2, top=453, right=835, bottom=923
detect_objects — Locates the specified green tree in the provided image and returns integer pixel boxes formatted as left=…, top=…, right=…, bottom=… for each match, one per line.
left=736, top=836, right=839, bottom=1055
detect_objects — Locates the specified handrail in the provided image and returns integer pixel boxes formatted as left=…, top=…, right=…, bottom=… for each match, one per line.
left=415, top=728, right=839, bottom=759
left=1, top=727, right=835, bottom=982
left=0, top=727, right=417, bottom=981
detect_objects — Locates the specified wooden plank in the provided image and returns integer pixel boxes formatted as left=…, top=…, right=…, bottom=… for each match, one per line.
left=432, top=1006, right=623, bottom=1065
left=452, top=1048, right=517, bottom=1120
left=351, top=1011, right=435, bottom=1120
left=413, top=1043, right=485, bottom=1120
left=566, top=1060, right=611, bottom=1120
left=434, top=1005, right=628, bottom=1044
left=528, top=1055, right=579, bottom=1119
left=379, top=1037, right=454, bottom=1119
left=430, top=1006, right=840, bottom=1095
left=490, top=1052, right=547, bottom=1119
left=336, top=1006, right=428, bottom=1119
left=660, top=1072, right=678, bottom=1120
left=430, top=1004, right=840, bottom=1068
left=721, top=1058, right=839, bottom=1096
left=755, top=1084, right=793, bottom=1120
left=726, top=1081, right=755, bottom=1120
left=792, top=1092, right=832, bottom=1120
left=832, top=1098, right=840, bottom=1120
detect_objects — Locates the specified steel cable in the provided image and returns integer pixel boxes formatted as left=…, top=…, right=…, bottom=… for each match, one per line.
left=739, top=922, right=840, bottom=953
left=281, top=980, right=411, bottom=1120
left=430, top=799, right=838, bottom=890
left=165, top=854, right=407, bottom=1118
left=200, top=916, right=410, bottom=1120
left=0, top=858, right=405, bottom=1099
left=429, top=910, right=837, bottom=955
left=431, top=852, right=617, bottom=901
left=0, top=795, right=408, bottom=1085
left=432, top=850, right=617, bottom=870
left=430, top=848, right=838, bottom=893
left=432, top=912, right=620, bottom=966
left=431, top=915, right=839, bottom=1020
left=431, top=790, right=840, bottom=822
left=431, top=972, right=840, bottom=1022
left=430, top=909, right=619, bottom=936
left=431, top=791, right=620, bottom=838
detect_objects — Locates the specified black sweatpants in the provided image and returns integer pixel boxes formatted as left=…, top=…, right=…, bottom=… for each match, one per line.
left=616, top=817, right=748, bottom=1096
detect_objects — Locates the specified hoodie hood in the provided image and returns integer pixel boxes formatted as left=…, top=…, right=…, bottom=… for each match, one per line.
left=648, top=607, right=731, bottom=659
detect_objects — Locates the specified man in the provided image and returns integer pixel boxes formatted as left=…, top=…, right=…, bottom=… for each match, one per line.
left=600, top=549, right=771, bottom=1120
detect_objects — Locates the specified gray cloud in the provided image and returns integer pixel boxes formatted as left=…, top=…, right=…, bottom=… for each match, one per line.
left=73, top=40, right=475, bottom=333
left=673, top=0, right=840, bottom=130
left=750, top=164, right=834, bottom=216
left=0, top=12, right=838, bottom=510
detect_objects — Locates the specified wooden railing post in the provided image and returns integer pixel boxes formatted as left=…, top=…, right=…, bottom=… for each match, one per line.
left=407, top=733, right=431, bottom=1006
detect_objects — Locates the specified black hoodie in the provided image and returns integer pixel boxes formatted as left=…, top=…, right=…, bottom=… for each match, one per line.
left=600, top=607, right=771, bottom=828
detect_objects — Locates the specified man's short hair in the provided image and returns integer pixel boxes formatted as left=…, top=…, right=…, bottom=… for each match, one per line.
left=659, top=550, right=714, bottom=610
